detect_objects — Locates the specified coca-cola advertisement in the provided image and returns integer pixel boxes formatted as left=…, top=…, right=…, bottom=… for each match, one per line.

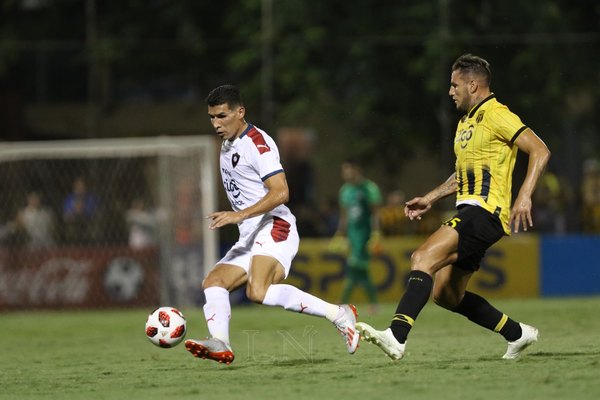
left=0, top=247, right=159, bottom=310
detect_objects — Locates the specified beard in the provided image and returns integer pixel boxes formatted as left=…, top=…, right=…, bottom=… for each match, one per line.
left=455, top=96, right=473, bottom=113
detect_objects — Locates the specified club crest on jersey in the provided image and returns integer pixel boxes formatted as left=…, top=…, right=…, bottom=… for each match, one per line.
left=232, top=153, right=240, bottom=168
left=476, top=110, right=485, bottom=123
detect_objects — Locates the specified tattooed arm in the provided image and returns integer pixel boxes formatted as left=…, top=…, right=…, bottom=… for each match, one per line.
left=404, top=173, right=457, bottom=221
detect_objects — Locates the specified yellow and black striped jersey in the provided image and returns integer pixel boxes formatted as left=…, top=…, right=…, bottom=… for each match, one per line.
left=453, top=94, right=527, bottom=235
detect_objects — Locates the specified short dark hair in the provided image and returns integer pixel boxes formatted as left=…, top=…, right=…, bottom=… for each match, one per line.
left=452, top=54, right=491, bottom=87
left=205, top=85, right=244, bottom=108
left=343, top=158, right=362, bottom=168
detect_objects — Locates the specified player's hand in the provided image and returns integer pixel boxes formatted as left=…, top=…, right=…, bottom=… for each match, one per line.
left=404, top=197, right=432, bottom=221
left=207, top=211, right=245, bottom=230
left=367, top=230, right=383, bottom=255
left=328, top=232, right=349, bottom=253
left=509, top=195, right=533, bottom=233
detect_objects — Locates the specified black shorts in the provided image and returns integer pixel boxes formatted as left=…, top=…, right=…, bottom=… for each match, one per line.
left=442, top=205, right=505, bottom=271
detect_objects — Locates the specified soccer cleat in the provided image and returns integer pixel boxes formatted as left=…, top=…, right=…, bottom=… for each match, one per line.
left=356, top=323, right=405, bottom=361
left=502, top=323, right=539, bottom=360
left=333, top=304, right=360, bottom=354
left=185, top=338, right=235, bottom=364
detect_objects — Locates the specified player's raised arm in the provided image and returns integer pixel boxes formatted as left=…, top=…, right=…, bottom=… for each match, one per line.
left=509, top=128, right=551, bottom=233
left=208, top=171, right=289, bottom=230
left=404, top=173, right=457, bottom=220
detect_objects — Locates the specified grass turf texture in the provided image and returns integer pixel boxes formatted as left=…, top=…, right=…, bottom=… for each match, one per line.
left=2, top=297, right=599, bottom=400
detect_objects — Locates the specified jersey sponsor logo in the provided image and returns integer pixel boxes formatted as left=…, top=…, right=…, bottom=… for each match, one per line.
left=223, top=178, right=241, bottom=198
left=456, top=124, right=474, bottom=149
left=232, top=152, right=240, bottom=168
left=221, top=167, right=232, bottom=177
left=248, top=128, right=271, bottom=154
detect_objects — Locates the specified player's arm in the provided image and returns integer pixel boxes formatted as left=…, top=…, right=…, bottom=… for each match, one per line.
left=367, top=201, right=384, bottom=253
left=370, top=203, right=382, bottom=232
left=208, top=172, right=289, bottom=230
left=509, top=128, right=551, bottom=233
left=335, top=206, right=347, bottom=236
left=404, top=173, right=457, bottom=221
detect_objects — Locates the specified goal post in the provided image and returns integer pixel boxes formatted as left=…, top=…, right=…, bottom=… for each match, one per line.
left=0, top=136, right=218, bottom=310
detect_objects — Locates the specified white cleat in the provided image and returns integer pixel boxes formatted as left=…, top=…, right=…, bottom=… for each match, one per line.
left=356, top=323, right=405, bottom=361
left=502, top=323, right=539, bottom=360
left=333, top=304, right=360, bottom=354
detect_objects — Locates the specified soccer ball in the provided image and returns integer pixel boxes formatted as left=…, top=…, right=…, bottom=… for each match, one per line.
left=145, top=306, right=187, bottom=348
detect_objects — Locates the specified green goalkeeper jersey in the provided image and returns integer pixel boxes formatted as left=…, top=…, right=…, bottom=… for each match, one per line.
left=339, top=179, right=382, bottom=234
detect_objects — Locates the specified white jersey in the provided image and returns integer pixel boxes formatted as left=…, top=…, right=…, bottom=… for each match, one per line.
left=219, top=124, right=296, bottom=235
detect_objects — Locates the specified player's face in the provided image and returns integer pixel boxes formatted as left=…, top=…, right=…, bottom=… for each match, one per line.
left=207, top=103, right=246, bottom=141
left=341, top=163, right=360, bottom=183
left=449, top=70, right=472, bottom=112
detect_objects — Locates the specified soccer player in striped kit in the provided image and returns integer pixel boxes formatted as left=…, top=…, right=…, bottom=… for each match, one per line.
left=185, top=85, right=359, bottom=364
left=356, top=54, right=550, bottom=361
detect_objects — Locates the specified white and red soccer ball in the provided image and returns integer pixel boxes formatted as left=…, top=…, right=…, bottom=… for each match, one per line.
left=145, top=307, right=187, bottom=348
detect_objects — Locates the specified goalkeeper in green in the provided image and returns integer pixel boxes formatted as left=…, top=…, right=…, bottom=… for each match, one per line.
left=331, top=159, right=383, bottom=314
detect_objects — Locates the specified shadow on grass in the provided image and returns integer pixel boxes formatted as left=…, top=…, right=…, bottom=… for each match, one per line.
left=189, top=358, right=335, bottom=369
left=268, top=358, right=334, bottom=367
left=529, top=351, right=600, bottom=358
left=472, top=350, right=600, bottom=362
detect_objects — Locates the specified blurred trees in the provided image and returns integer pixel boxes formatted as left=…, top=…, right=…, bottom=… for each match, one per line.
left=0, top=0, right=599, bottom=212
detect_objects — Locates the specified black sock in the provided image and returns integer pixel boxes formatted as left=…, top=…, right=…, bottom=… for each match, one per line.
left=452, top=291, right=522, bottom=341
left=389, top=270, right=433, bottom=344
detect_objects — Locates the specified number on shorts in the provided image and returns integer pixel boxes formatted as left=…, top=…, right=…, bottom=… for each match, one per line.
left=443, top=217, right=461, bottom=228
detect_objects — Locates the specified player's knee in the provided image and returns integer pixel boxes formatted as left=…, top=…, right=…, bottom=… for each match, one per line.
left=202, top=274, right=225, bottom=290
left=410, top=249, right=435, bottom=274
left=246, top=284, right=267, bottom=303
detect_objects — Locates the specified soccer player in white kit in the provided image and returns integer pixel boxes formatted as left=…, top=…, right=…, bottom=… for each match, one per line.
left=185, top=85, right=359, bottom=364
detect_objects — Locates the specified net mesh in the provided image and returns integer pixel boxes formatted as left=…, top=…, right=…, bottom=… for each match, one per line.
left=0, top=136, right=217, bottom=310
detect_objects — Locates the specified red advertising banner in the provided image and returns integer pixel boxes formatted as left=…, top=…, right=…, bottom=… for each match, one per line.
left=0, top=247, right=159, bottom=310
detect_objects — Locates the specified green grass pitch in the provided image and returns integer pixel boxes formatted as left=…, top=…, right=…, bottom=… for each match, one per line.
left=2, top=297, right=599, bottom=400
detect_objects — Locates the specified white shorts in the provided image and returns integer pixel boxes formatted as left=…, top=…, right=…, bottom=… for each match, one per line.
left=217, top=215, right=299, bottom=278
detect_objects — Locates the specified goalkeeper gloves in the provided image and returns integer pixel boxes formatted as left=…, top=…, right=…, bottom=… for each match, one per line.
left=368, top=230, right=383, bottom=255
left=328, top=232, right=349, bottom=253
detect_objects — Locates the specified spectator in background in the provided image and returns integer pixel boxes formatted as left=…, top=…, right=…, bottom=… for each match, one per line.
left=19, top=191, right=56, bottom=250
left=379, top=189, right=407, bottom=236
left=277, top=127, right=320, bottom=237
left=0, top=212, right=28, bottom=248
left=532, top=169, right=567, bottom=234
left=582, top=158, right=600, bottom=232
left=63, top=176, right=99, bottom=219
left=126, top=197, right=158, bottom=250
left=63, top=176, right=100, bottom=244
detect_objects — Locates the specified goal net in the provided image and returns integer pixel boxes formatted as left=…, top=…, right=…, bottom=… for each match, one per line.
left=0, top=136, right=218, bottom=310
